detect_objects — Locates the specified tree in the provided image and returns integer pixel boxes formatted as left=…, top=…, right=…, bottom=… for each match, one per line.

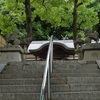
left=73, top=0, right=78, bottom=48
left=0, top=0, right=99, bottom=41
left=89, top=0, right=100, bottom=33
left=24, top=0, right=32, bottom=41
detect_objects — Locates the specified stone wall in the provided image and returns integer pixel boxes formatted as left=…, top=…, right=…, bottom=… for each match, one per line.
left=82, top=43, right=100, bottom=60
left=0, top=45, right=23, bottom=62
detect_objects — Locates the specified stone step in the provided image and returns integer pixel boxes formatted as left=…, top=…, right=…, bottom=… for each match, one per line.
left=52, top=76, right=100, bottom=84
left=3, top=63, right=44, bottom=70
left=67, top=77, right=100, bottom=84
left=0, top=78, right=42, bottom=84
left=51, top=91, right=100, bottom=100
left=1, top=75, right=100, bottom=84
left=1, top=91, right=100, bottom=100
left=0, top=85, right=41, bottom=93
left=53, top=60, right=97, bottom=65
left=52, top=72, right=100, bottom=77
left=4, top=61, right=45, bottom=68
left=53, top=67, right=100, bottom=73
left=2, top=70, right=44, bottom=74
left=51, top=76, right=100, bottom=85
left=4, top=62, right=97, bottom=71
left=0, top=77, right=100, bottom=86
left=51, top=84, right=100, bottom=93
left=0, top=73, right=43, bottom=78
left=51, top=76, right=100, bottom=84
left=0, top=85, right=68, bottom=93
left=3, top=61, right=97, bottom=74
left=52, top=84, right=100, bottom=92
left=69, top=84, right=100, bottom=92
left=0, top=79, right=42, bottom=85
left=53, top=60, right=97, bottom=67
left=1, top=84, right=100, bottom=93
left=53, top=61, right=98, bottom=71
left=3, top=65, right=99, bottom=74
left=0, top=78, right=67, bottom=85
left=5, top=61, right=45, bottom=68
left=53, top=60, right=96, bottom=65
left=2, top=61, right=45, bottom=73
left=53, top=64, right=98, bottom=71
left=0, top=93, right=40, bottom=100
left=2, top=83, right=100, bottom=91
left=2, top=68, right=100, bottom=74
left=2, top=69, right=44, bottom=74
left=2, top=65, right=44, bottom=74
left=1, top=72, right=100, bottom=81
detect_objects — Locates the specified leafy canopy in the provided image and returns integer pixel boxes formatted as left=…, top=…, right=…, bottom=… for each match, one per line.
left=0, top=0, right=99, bottom=39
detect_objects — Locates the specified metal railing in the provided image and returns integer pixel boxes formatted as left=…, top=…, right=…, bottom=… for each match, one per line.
left=40, top=35, right=53, bottom=100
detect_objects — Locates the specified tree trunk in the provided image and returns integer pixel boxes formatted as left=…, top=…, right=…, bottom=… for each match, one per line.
left=73, top=0, right=78, bottom=49
left=24, top=0, right=32, bottom=43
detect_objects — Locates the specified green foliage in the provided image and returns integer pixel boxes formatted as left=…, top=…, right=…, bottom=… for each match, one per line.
left=0, top=0, right=25, bottom=35
left=90, top=0, right=100, bottom=12
left=77, top=5, right=99, bottom=29
left=87, top=0, right=100, bottom=31
left=0, top=0, right=99, bottom=40
left=32, top=22, right=49, bottom=40
left=0, top=14, right=17, bottom=35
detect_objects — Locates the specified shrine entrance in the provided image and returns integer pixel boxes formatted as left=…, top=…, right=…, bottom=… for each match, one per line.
left=28, top=40, right=76, bottom=60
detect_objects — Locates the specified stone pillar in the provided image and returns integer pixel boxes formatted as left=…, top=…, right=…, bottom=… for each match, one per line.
left=82, top=43, right=100, bottom=60
left=0, top=45, right=24, bottom=62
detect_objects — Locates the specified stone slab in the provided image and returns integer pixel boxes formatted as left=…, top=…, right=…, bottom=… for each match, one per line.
left=82, top=43, right=100, bottom=60
left=0, top=85, right=41, bottom=93
left=0, top=45, right=24, bottom=61
left=0, top=52, right=22, bottom=62
left=0, top=62, right=7, bottom=72
left=52, top=91, right=100, bottom=100
left=96, top=60, right=100, bottom=69
left=0, top=93, right=40, bottom=100
left=83, top=50, right=100, bottom=60
left=67, top=77, right=100, bottom=84
left=82, top=43, right=100, bottom=50
left=0, top=45, right=24, bottom=53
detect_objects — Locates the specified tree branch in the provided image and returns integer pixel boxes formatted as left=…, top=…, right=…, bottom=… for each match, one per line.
left=77, top=3, right=83, bottom=7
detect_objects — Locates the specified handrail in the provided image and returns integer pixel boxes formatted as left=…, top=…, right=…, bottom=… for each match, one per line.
left=40, top=35, right=53, bottom=100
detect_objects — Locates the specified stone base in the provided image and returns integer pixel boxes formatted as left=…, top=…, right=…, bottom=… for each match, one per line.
left=0, top=45, right=24, bottom=62
left=0, top=62, right=7, bottom=72
left=82, top=43, right=100, bottom=60
left=83, top=50, right=100, bottom=60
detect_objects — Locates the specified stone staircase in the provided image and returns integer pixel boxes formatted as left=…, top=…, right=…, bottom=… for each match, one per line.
left=52, top=60, right=100, bottom=100
left=0, top=61, right=45, bottom=100
left=0, top=60, right=100, bottom=100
